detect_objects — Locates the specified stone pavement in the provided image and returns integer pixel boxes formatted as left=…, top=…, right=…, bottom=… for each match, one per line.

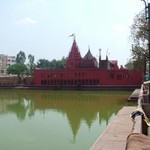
left=90, top=106, right=140, bottom=150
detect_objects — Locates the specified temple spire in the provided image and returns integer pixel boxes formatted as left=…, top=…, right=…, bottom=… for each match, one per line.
left=99, top=48, right=101, bottom=59
left=69, top=33, right=75, bottom=41
left=67, top=35, right=81, bottom=69
left=106, top=49, right=109, bottom=61
left=88, top=45, right=90, bottom=51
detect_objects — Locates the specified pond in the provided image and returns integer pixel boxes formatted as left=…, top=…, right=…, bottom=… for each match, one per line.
left=0, top=90, right=132, bottom=150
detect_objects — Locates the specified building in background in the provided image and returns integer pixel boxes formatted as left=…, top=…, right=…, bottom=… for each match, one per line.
left=0, top=54, right=16, bottom=75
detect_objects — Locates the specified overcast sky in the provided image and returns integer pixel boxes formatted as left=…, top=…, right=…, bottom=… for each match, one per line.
left=0, top=0, right=144, bottom=66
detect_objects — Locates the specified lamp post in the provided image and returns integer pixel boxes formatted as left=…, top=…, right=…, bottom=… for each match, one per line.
left=141, top=0, right=150, bottom=101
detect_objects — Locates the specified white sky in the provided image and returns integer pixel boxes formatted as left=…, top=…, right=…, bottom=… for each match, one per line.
left=0, top=0, right=144, bottom=66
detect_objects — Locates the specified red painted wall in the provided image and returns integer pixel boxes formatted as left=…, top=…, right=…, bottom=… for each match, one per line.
left=34, top=68, right=143, bottom=86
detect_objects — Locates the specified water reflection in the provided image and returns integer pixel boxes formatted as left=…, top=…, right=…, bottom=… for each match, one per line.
left=0, top=90, right=129, bottom=149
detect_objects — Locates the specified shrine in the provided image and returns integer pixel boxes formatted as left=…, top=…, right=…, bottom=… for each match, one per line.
left=34, top=38, right=143, bottom=89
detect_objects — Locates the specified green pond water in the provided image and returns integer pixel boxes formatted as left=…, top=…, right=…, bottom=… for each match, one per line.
left=0, top=90, right=133, bottom=150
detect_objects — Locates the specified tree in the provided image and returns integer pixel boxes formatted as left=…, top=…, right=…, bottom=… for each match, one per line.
left=27, top=54, right=35, bottom=76
left=7, top=63, right=28, bottom=76
left=58, top=57, right=67, bottom=68
left=129, top=10, right=148, bottom=70
left=36, top=57, right=67, bottom=69
left=125, top=59, right=134, bottom=70
left=16, top=51, right=26, bottom=64
left=36, top=59, right=51, bottom=68
left=7, top=63, right=28, bottom=83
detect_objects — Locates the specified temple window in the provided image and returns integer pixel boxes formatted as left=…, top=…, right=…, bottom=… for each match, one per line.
left=82, top=72, right=84, bottom=77
left=117, top=75, right=122, bottom=80
left=78, top=73, right=81, bottom=77
left=41, top=80, right=43, bottom=85
left=75, top=73, right=77, bottom=77
left=111, top=73, right=114, bottom=79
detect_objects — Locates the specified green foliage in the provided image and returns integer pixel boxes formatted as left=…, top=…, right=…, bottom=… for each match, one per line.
left=7, top=63, right=28, bottom=76
left=9, top=50, right=67, bottom=77
left=16, top=51, right=26, bottom=64
left=36, top=57, right=67, bottom=69
left=27, top=54, right=35, bottom=75
left=125, top=59, right=134, bottom=70
left=130, top=11, right=148, bottom=58
left=125, top=56, right=146, bottom=71
left=36, top=59, right=51, bottom=68
left=128, top=10, right=148, bottom=70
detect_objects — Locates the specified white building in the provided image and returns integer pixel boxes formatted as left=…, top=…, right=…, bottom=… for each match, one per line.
left=0, top=54, right=16, bottom=75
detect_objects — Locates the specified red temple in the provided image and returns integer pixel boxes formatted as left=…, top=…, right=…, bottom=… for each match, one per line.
left=34, top=38, right=143, bottom=89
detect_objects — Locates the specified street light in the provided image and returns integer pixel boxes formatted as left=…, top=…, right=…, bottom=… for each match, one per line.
left=141, top=0, right=150, bottom=101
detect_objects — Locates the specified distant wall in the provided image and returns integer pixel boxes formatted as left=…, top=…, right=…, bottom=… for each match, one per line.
left=0, top=76, right=19, bottom=86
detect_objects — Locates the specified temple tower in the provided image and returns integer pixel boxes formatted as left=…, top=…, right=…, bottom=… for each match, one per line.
left=66, top=37, right=82, bottom=69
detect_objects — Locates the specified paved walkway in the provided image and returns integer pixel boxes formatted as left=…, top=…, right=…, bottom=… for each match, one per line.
left=128, top=89, right=140, bottom=101
left=90, top=106, right=138, bottom=150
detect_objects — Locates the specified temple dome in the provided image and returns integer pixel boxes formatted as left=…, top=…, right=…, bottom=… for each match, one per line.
left=81, top=48, right=98, bottom=68
left=83, top=49, right=94, bottom=60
